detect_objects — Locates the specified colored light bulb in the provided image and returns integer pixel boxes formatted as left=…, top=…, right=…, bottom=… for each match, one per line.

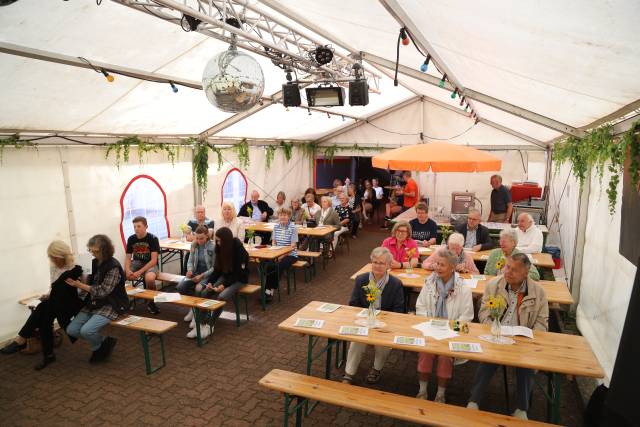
left=420, top=60, right=428, bottom=72
left=170, top=82, right=178, bottom=93
left=451, top=89, right=457, bottom=99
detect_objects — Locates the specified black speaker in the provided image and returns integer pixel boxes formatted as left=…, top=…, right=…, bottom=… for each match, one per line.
left=349, top=79, right=369, bottom=106
left=282, top=83, right=301, bottom=107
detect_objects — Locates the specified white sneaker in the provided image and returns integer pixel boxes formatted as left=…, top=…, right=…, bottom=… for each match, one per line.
left=434, top=393, right=446, bottom=403
left=200, top=325, right=213, bottom=339
left=512, top=409, right=528, bottom=420
left=189, top=319, right=195, bottom=329
left=186, top=328, right=197, bottom=339
left=466, top=401, right=479, bottom=410
left=184, top=310, right=193, bottom=322
left=415, top=390, right=427, bottom=399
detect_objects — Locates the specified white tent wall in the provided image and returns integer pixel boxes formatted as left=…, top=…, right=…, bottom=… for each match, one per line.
left=204, top=146, right=312, bottom=208
left=575, top=167, right=637, bottom=383
left=546, top=163, right=581, bottom=283
left=0, top=145, right=195, bottom=341
left=0, top=147, right=72, bottom=341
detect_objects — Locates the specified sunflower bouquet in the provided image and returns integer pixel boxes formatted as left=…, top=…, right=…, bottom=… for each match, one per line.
left=404, top=248, right=416, bottom=272
left=484, top=295, right=507, bottom=320
left=363, top=279, right=381, bottom=304
left=245, top=229, right=255, bottom=246
left=178, top=223, right=191, bottom=241
left=246, top=206, right=253, bottom=218
left=495, top=256, right=506, bottom=273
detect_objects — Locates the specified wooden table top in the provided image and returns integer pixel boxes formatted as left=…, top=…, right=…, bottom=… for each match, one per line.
left=393, top=209, right=549, bottom=233
left=159, top=238, right=191, bottom=251
left=279, top=301, right=603, bottom=378
left=350, top=264, right=574, bottom=305
left=245, top=221, right=336, bottom=237
left=110, top=316, right=177, bottom=334
left=160, top=238, right=294, bottom=261
left=417, top=245, right=555, bottom=269
left=125, top=286, right=226, bottom=311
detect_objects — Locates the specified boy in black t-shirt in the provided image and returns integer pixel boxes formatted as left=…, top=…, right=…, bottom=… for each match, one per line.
left=409, top=202, right=438, bottom=247
left=125, top=216, right=160, bottom=314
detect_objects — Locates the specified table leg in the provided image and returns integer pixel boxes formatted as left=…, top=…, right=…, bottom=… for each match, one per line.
left=548, top=372, right=561, bottom=424
left=259, top=261, right=266, bottom=311
left=193, top=308, right=204, bottom=348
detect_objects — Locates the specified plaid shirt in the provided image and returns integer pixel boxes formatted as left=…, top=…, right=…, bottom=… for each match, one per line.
left=82, top=265, right=122, bottom=320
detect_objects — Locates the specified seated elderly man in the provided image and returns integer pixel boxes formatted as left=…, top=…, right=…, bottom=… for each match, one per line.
left=467, top=253, right=549, bottom=420
left=342, top=247, right=405, bottom=385
left=455, top=208, right=493, bottom=252
left=239, top=190, right=274, bottom=244
left=186, top=205, right=215, bottom=241
left=515, top=213, right=543, bottom=254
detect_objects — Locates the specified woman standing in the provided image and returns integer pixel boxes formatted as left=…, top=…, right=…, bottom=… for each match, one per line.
left=66, top=235, right=128, bottom=363
left=264, top=207, right=298, bottom=302
left=1, top=241, right=84, bottom=370
left=415, top=249, right=474, bottom=402
left=361, top=180, right=375, bottom=224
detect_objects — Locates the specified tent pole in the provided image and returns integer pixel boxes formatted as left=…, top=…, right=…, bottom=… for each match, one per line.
left=570, top=174, right=591, bottom=312
left=58, top=147, right=78, bottom=255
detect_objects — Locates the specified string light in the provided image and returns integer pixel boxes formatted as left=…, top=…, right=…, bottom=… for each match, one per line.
left=419, top=54, right=431, bottom=72
left=327, top=112, right=330, bottom=119
left=450, top=88, right=457, bottom=99
left=169, top=81, right=178, bottom=93
left=101, top=69, right=114, bottom=83
left=459, top=96, right=465, bottom=107
left=308, top=108, right=312, bottom=116
left=465, top=104, right=469, bottom=112
left=475, top=118, right=479, bottom=124
left=400, top=28, right=410, bottom=46
left=439, top=74, right=446, bottom=88
left=342, top=115, right=345, bottom=122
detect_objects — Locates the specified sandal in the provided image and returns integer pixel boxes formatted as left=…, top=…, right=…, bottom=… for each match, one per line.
left=366, top=368, right=382, bottom=384
left=341, top=374, right=353, bottom=384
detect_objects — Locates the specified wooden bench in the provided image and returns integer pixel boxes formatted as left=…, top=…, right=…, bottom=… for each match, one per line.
left=129, top=272, right=184, bottom=291
left=234, top=284, right=261, bottom=327
left=297, top=250, right=322, bottom=276
left=259, top=369, right=554, bottom=427
left=125, top=286, right=224, bottom=347
left=111, top=315, right=177, bottom=374
left=286, top=260, right=310, bottom=293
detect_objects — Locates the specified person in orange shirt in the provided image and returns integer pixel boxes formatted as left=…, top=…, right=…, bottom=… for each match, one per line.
left=384, top=171, right=419, bottom=223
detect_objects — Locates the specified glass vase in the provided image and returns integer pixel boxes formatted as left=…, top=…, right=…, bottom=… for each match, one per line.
left=367, top=303, right=377, bottom=328
left=490, top=317, right=501, bottom=341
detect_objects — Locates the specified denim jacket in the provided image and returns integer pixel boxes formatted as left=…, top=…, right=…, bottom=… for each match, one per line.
left=186, top=240, right=215, bottom=276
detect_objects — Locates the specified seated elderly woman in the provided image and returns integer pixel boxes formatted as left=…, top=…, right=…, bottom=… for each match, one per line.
left=66, top=235, right=129, bottom=364
left=484, top=228, right=540, bottom=280
left=1, top=241, right=84, bottom=370
left=216, top=202, right=245, bottom=241
left=290, top=197, right=304, bottom=224
left=415, top=248, right=474, bottom=402
left=264, top=207, right=299, bottom=302
left=343, top=247, right=405, bottom=385
left=422, top=232, right=479, bottom=274
left=382, top=221, right=419, bottom=270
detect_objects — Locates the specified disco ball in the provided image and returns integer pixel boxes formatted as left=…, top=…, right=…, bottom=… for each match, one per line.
left=202, top=46, right=265, bottom=113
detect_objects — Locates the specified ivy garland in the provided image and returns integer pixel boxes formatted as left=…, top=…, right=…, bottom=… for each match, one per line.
left=210, top=145, right=224, bottom=171
left=299, top=142, right=317, bottom=161
left=323, top=144, right=338, bottom=164
left=0, top=134, right=38, bottom=164
left=265, top=145, right=277, bottom=169
left=235, top=138, right=250, bottom=169
left=280, top=140, right=294, bottom=161
left=192, top=139, right=210, bottom=193
left=553, top=120, right=640, bottom=214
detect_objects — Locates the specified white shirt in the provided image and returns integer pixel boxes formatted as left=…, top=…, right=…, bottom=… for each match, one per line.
left=516, top=224, right=543, bottom=254
left=303, top=203, right=321, bottom=218
left=373, top=186, right=384, bottom=200
left=216, top=217, right=245, bottom=241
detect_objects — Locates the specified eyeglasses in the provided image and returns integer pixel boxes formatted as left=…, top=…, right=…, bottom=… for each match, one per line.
left=395, top=229, right=408, bottom=234
left=87, top=248, right=100, bottom=254
left=371, top=261, right=387, bottom=266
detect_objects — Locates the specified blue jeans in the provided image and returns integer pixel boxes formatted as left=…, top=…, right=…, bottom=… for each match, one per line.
left=469, top=363, right=534, bottom=411
left=66, top=311, right=111, bottom=351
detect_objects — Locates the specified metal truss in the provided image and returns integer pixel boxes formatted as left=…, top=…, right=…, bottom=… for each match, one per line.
left=111, top=0, right=380, bottom=90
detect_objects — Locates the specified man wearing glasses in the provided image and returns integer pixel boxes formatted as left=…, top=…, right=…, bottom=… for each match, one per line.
left=456, top=208, right=493, bottom=252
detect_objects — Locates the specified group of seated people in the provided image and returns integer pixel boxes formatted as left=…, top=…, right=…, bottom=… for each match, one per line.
left=347, top=245, right=548, bottom=420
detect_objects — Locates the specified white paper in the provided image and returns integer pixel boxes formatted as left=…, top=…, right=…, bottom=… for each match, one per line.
left=480, top=255, right=489, bottom=260
left=500, top=325, right=534, bottom=338
left=294, top=318, right=325, bottom=329
left=116, top=315, right=142, bottom=326
left=397, top=273, right=420, bottom=279
left=198, top=299, right=221, bottom=308
left=126, top=288, right=145, bottom=296
left=153, top=292, right=182, bottom=303
left=412, top=321, right=459, bottom=340
left=471, top=275, right=486, bottom=280
left=165, top=239, right=180, bottom=244
left=462, top=278, right=478, bottom=289
left=317, top=303, right=341, bottom=313
left=267, top=246, right=283, bottom=250
left=449, top=342, right=483, bottom=353
left=76, top=252, right=93, bottom=275
left=339, top=326, right=369, bottom=336
left=394, top=336, right=426, bottom=346
left=356, top=308, right=381, bottom=318
left=24, top=298, right=42, bottom=308
left=429, top=319, right=449, bottom=329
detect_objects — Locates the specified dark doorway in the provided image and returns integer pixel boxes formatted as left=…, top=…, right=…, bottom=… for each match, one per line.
left=315, top=156, right=392, bottom=189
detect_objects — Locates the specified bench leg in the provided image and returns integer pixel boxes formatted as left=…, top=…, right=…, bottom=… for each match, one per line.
left=139, top=331, right=166, bottom=375
left=283, top=393, right=306, bottom=427
left=193, top=308, right=207, bottom=348
left=233, top=294, right=241, bottom=327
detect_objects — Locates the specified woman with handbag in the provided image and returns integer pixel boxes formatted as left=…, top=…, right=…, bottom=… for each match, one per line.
left=1, top=240, right=84, bottom=370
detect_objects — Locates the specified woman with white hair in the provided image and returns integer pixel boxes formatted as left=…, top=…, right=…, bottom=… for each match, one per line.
left=1, top=241, right=84, bottom=370
left=484, top=228, right=540, bottom=280
left=415, top=248, right=474, bottom=402
left=216, top=202, right=245, bottom=241
left=422, top=232, right=479, bottom=274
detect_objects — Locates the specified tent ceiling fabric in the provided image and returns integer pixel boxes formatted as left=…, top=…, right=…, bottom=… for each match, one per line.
left=0, top=0, right=638, bottom=140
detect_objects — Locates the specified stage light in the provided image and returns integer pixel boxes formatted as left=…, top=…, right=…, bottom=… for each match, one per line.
left=313, top=46, right=334, bottom=65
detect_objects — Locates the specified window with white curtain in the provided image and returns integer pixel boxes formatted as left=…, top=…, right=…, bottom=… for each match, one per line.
left=222, top=168, right=248, bottom=213
left=120, top=175, right=169, bottom=245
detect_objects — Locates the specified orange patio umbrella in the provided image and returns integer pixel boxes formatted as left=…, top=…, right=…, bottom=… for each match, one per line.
left=371, top=142, right=501, bottom=172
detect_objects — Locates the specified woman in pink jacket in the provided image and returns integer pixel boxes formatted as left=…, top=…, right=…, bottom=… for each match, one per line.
left=422, top=232, right=479, bottom=274
left=381, top=221, right=419, bottom=269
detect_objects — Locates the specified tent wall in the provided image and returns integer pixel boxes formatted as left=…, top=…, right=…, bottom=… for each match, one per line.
left=576, top=167, right=637, bottom=383
left=0, top=144, right=311, bottom=341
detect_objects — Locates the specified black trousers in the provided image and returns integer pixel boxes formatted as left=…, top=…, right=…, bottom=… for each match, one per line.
left=265, top=256, right=297, bottom=290
left=18, top=300, right=56, bottom=357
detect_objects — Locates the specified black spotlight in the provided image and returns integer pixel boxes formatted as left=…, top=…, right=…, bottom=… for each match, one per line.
left=181, top=14, right=201, bottom=31
left=314, top=46, right=334, bottom=65
left=282, top=83, right=301, bottom=107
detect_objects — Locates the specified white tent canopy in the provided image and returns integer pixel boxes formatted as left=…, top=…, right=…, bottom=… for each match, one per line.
left=0, top=0, right=639, bottom=389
